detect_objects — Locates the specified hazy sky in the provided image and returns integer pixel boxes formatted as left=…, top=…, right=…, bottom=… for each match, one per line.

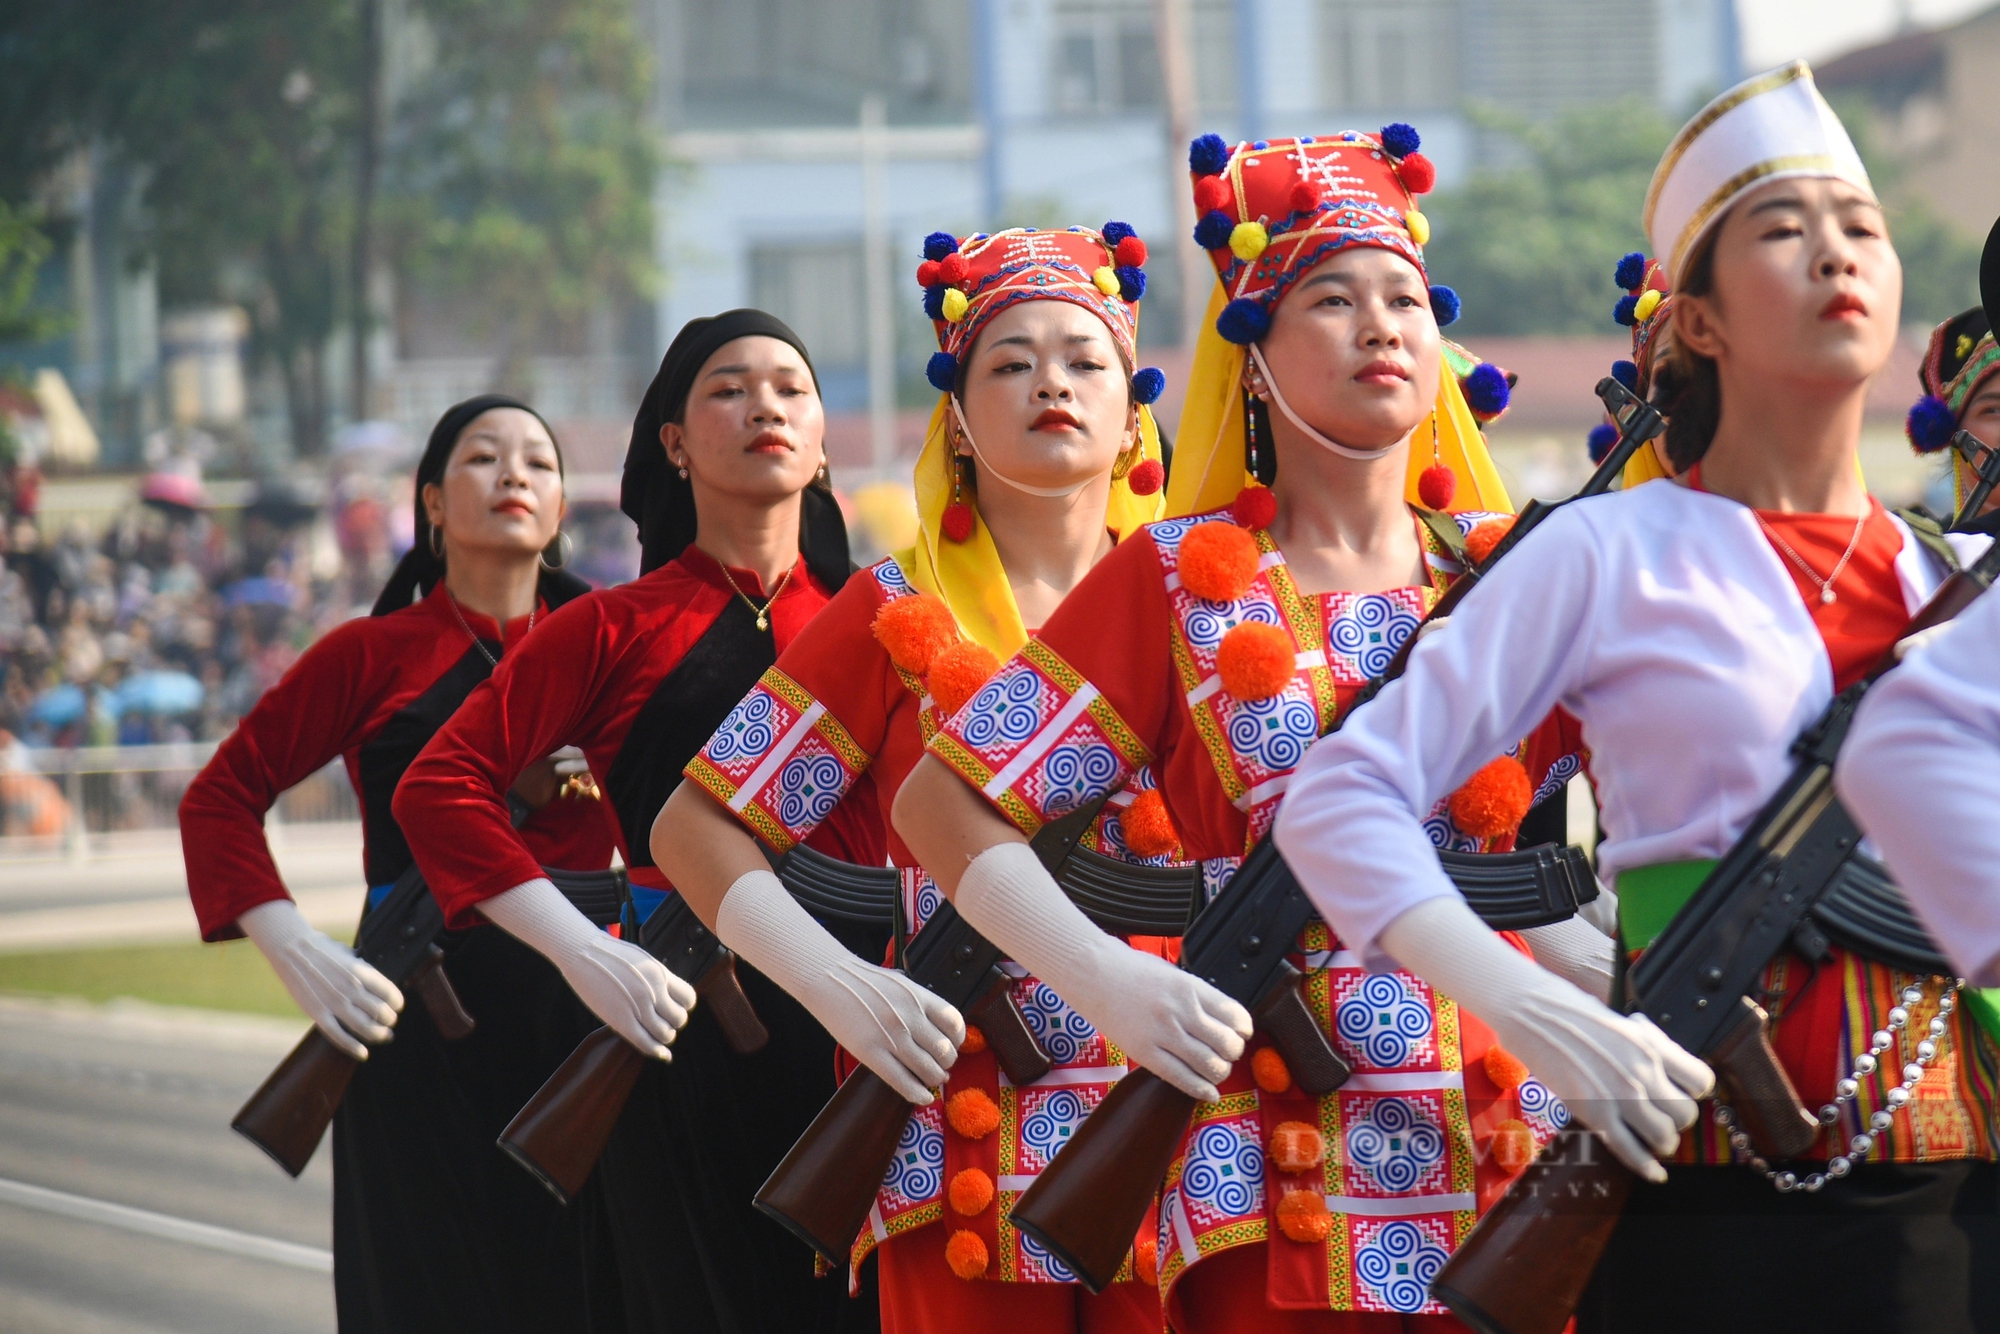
left=1738, top=0, right=1995, bottom=67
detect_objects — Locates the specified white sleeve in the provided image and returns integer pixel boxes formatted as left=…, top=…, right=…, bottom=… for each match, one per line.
left=1837, top=587, right=2000, bottom=986
left=1274, top=506, right=1605, bottom=969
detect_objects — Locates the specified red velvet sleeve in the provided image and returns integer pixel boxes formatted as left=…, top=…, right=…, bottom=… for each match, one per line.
left=179, top=619, right=380, bottom=942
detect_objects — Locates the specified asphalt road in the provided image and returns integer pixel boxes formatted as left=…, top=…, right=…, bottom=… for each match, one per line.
left=0, top=995, right=336, bottom=1333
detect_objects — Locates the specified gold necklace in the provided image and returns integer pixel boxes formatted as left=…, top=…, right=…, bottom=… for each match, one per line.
left=720, top=559, right=797, bottom=631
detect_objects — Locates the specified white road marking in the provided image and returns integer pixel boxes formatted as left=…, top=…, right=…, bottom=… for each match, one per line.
left=0, top=1175, right=333, bottom=1273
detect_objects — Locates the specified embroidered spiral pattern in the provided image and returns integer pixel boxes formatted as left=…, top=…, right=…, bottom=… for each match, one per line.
left=1018, top=1228, right=1077, bottom=1283
left=1149, top=518, right=1194, bottom=546
left=882, top=1112, right=943, bottom=1205
left=1041, top=741, right=1121, bottom=813
left=1330, top=593, right=1421, bottom=678
left=959, top=668, right=1044, bottom=749
left=1226, top=693, right=1317, bottom=774
left=1181, top=1122, right=1264, bottom=1218
left=1345, top=1097, right=1446, bottom=1193
left=1021, top=1088, right=1090, bottom=1165
left=1354, top=1221, right=1448, bottom=1313
left=1183, top=596, right=1281, bottom=652
left=705, top=691, right=778, bottom=764
left=874, top=560, right=912, bottom=593
left=1421, top=809, right=1480, bottom=852
left=910, top=877, right=944, bottom=934
left=775, top=753, right=845, bottom=829
left=1020, top=982, right=1097, bottom=1064
left=1336, top=973, right=1434, bottom=1067
left=1532, top=752, right=1582, bottom=807
left=1517, top=1077, right=1569, bottom=1129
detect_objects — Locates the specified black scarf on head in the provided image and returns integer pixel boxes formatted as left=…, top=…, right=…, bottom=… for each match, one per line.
left=370, top=394, right=591, bottom=617
left=622, top=309, right=851, bottom=589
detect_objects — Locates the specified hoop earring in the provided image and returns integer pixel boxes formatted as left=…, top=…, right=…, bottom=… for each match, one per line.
left=540, top=530, right=573, bottom=571
left=429, top=524, right=444, bottom=560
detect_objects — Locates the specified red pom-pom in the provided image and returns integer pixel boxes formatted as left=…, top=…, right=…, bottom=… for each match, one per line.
left=940, top=501, right=976, bottom=543
left=1120, top=789, right=1179, bottom=858
left=937, top=252, right=968, bottom=285
left=1218, top=622, right=1296, bottom=700
left=1114, top=235, right=1148, bottom=267
left=1448, top=757, right=1534, bottom=839
left=1231, top=485, right=1277, bottom=530
left=1133, top=1233, right=1159, bottom=1287
left=945, top=1230, right=989, bottom=1279
left=1124, top=458, right=1164, bottom=496
left=1179, top=521, right=1260, bottom=601
left=1485, top=1045, right=1529, bottom=1091
left=1492, top=1119, right=1538, bottom=1175
left=872, top=593, right=960, bottom=675
left=1288, top=180, right=1319, bottom=213
left=946, top=1088, right=1001, bottom=1139
left=949, top=1167, right=995, bottom=1216
left=1417, top=464, right=1457, bottom=511
left=1276, top=1189, right=1333, bottom=1243
left=927, top=640, right=1000, bottom=718
left=1464, top=516, right=1514, bottom=566
left=1193, top=175, right=1233, bottom=213
left=1269, top=1120, right=1326, bottom=1174
left=917, top=259, right=941, bottom=288
left=1252, top=1047, right=1293, bottom=1093
left=1398, top=152, right=1437, bottom=195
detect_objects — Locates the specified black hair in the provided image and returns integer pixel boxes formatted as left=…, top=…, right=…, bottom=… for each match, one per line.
left=1650, top=233, right=1723, bottom=474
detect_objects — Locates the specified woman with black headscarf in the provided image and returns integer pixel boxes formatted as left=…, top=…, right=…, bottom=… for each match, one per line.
left=181, top=397, right=617, bottom=1330
left=396, top=311, right=886, bottom=1333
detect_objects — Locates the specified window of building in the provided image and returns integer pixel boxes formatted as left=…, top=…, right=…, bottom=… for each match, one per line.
left=1052, top=3, right=1161, bottom=114
left=750, top=241, right=868, bottom=409
left=1320, top=0, right=1456, bottom=110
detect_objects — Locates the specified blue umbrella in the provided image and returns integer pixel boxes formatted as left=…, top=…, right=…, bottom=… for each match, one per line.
left=27, top=684, right=85, bottom=727
left=115, top=671, right=204, bottom=718
left=224, top=577, right=296, bottom=609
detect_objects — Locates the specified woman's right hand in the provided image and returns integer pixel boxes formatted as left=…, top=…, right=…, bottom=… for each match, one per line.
left=238, top=899, right=403, bottom=1060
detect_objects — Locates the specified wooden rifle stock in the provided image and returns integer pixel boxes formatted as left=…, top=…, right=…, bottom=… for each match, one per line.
left=698, top=953, right=770, bottom=1054
left=498, top=1026, right=645, bottom=1204
left=753, top=1067, right=916, bottom=1265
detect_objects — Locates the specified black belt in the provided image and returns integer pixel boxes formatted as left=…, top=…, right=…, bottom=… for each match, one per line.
left=1803, top=852, right=1952, bottom=976
left=545, top=866, right=630, bottom=928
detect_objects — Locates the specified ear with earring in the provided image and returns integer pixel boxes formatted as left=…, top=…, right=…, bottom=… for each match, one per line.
left=540, top=530, right=573, bottom=571
left=429, top=523, right=445, bottom=560
left=676, top=457, right=689, bottom=480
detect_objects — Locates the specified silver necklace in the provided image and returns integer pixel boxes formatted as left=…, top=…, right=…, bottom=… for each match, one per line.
left=446, top=587, right=533, bottom=668
left=1755, top=510, right=1867, bottom=605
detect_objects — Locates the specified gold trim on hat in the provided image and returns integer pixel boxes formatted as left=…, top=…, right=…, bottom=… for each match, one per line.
left=1643, top=60, right=1810, bottom=242
left=1668, top=151, right=1843, bottom=281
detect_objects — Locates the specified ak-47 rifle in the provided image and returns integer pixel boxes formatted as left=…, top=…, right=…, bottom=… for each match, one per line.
left=1007, top=377, right=1669, bottom=1293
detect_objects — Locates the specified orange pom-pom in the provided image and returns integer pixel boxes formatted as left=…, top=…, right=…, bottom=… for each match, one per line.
left=1133, top=1233, right=1159, bottom=1286
left=945, top=1229, right=989, bottom=1279
left=1492, top=1118, right=1538, bottom=1175
left=1120, top=789, right=1179, bottom=857
left=873, top=593, right=960, bottom=675
left=1417, top=464, right=1457, bottom=511
left=1231, top=484, right=1277, bottom=530
left=946, top=1088, right=1001, bottom=1140
left=941, top=501, right=976, bottom=543
left=1178, top=521, right=1260, bottom=602
left=1484, top=1045, right=1529, bottom=1091
left=1125, top=457, right=1164, bottom=496
left=949, top=1167, right=995, bottom=1215
left=1276, top=1188, right=1333, bottom=1243
left=928, top=640, right=999, bottom=718
left=1464, top=516, right=1514, bottom=567
left=1252, top=1046, right=1293, bottom=1094
left=1218, top=622, right=1296, bottom=701
left=1448, top=756, right=1534, bottom=839
left=1268, top=1121, right=1326, bottom=1174
left=959, top=1024, right=988, bottom=1054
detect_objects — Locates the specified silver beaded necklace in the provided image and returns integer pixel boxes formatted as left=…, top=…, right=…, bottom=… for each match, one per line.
left=445, top=586, right=533, bottom=668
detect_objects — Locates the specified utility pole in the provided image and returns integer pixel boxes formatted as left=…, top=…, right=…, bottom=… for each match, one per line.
left=1155, top=0, right=1205, bottom=348
left=861, top=94, right=896, bottom=473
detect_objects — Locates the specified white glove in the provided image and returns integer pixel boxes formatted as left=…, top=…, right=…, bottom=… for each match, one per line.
left=717, top=869, right=962, bottom=1104
left=480, top=878, right=693, bottom=1060
left=1414, top=615, right=1450, bottom=643
left=1519, top=914, right=1617, bottom=1003
left=1893, top=622, right=1951, bottom=662
left=549, top=745, right=591, bottom=775
left=1579, top=880, right=1619, bottom=939
left=955, top=841, right=1251, bottom=1102
left=239, top=899, right=403, bottom=1060
left=1381, top=895, right=1712, bottom=1183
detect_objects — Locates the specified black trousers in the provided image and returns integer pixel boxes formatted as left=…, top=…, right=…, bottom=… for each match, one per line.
left=1578, top=1161, right=2000, bottom=1333
left=588, top=921, right=886, bottom=1334
left=332, top=925, right=609, bottom=1333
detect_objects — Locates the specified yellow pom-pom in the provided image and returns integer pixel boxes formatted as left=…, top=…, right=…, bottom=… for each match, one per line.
left=1407, top=209, right=1431, bottom=246
left=1229, top=220, right=1269, bottom=262
left=946, top=1087, right=1001, bottom=1140
left=1093, top=265, right=1121, bottom=296
left=1633, top=288, right=1662, bottom=322
left=942, top=288, right=969, bottom=322
left=945, top=1229, right=989, bottom=1279
left=949, top=1167, right=995, bottom=1216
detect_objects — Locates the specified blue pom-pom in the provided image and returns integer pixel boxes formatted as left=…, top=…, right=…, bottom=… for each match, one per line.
left=1611, top=359, right=1639, bottom=390
left=1101, top=220, right=1136, bottom=246
left=926, top=352, right=959, bottom=394
left=1216, top=298, right=1270, bottom=345
left=923, top=285, right=947, bottom=322
left=1189, top=133, right=1230, bottom=176
left=1614, top=252, right=1648, bottom=291
left=1587, top=423, right=1620, bottom=464
left=1462, top=363, right=1511, bottom=417
left=1116, top=266, right=1147, bottom=302
left=1380, top=123, right=1421, bottom=158
left=1428, top=285, right=1461, bottom=327
left=1132, top=367, right=1166, bottom=405
left=923, top=231, right=959, bottom=261
left=1193, top=210, right=1235, bottom=251
left=1907, top=395, right=1958, bottom=453
left=1613, top=294, right=1640, bottom=326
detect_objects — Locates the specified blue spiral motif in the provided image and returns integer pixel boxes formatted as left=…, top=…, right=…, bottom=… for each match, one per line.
left=705, top=691, right=778, bottom=765
left=1421, top=809, right=1481, bottom=853
left=774, top=753, right=845, bottom=830
left=875, top=561, right=912, bottom=593
left=1330, top=594, right=1421, bottom=678
left=1225, top=693, right=1317, bottom=774
left=1336, top=974, right=1434, bottom=1067
left=1201, top=858, right=1240, bottom=906
left=1021, top=1088, right=1090, bottom=1166
left=1345, top=1098, right=1446, bottom=1194
left=1180, top=1123, right=1264, bottom=1219
left=910, top=878, right=945, bottom=934
left=1040, top=741, right=1121, bottom=814
left=1531, top=752, right=1582, bottom=807
left=1020, top=982, right=1097, bottom=1064
left=1517, top=1078, right=1569, bottom=1129
left=1017, top=1228, right=1077, bottom=1283
left=1354, top=1221, right=1449, bottom=1313
left=882, top=1113, right=943, bottom=1205
left=958, top=669, right=1044, bottom=749
left=1183, top=597, right=1281, bottom=652
left=1149, top=518, right=1194, bottom=546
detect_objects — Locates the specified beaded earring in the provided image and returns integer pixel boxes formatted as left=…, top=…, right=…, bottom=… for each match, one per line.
left=1416, top=414, right=1456, bottom=510
left=941, top=448, right=975, bottom=542
left=1243, top=388, right=1259, bottom=479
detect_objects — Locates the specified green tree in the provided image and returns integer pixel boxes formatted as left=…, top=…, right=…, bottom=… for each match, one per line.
left=1828, top=95, right=1982, bottom=330
left=0, top=201, right=54, bottom=343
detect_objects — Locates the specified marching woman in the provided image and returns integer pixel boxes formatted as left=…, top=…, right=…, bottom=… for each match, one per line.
left=1277, top=64, right=2000, bottom=1333
left=655, top=223, right=1171, bottom=1332
left=179, top=396, right=616, bottom=1331
left=893, top=128, right=1596, bottom=1330
left=393, top=312, right=884, bottom=1333
left=1905, top=305, right=2000, bottom=528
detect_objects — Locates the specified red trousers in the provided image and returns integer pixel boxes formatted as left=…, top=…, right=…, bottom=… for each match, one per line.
left=877, top=1225, right=1163, bottom=1333
left=1169, top=1243, right=1479, bottom=1334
